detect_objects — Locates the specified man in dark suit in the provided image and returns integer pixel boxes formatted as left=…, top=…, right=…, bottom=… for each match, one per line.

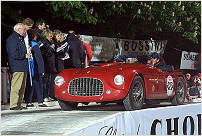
left=6, top=23, right=31, bottom=110
left=65, top=30, right=86, bottom=68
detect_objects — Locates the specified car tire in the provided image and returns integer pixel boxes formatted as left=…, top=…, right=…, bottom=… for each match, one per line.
left=123, top=76, right=145, bottom=111
left=171, top=76, right=186, bottom=105
left=58, top=100, right=78, bottom=111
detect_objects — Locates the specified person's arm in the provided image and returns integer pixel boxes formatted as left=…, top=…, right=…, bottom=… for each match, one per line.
left=56, top=42, right=69, bottom=55
left=32, top=46, right=45, bottom=74
left=47, top=47, right=58, bottom=73
left=7, top=38, right=27, bottom=60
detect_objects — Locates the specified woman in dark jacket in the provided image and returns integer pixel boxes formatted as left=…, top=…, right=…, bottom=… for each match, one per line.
left=53, top=30, right=69, bottom=73
left=40, top=29, right=57, bottom=101
left=26, top=29, right=47, bottom=107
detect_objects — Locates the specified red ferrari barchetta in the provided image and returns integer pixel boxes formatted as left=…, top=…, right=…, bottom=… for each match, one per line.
left=54, top=62, right=187, bottom=111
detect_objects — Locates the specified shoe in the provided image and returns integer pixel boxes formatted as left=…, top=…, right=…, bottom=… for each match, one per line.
left=10, top=106, right=21, bottom=110
left=19, top=106, right=27, bottom=110
left=26, top=103, right=35, bottom=108
left=49, top=97, right=55, bottom=101
left=44, top=98, right=50, bottom=102
left=38, top=104, right=48, bottom=107
left=10, top=106, right=27, bottom=110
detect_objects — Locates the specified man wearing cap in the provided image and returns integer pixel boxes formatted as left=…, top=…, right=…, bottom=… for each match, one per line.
left=147, top=52, right=173, bottom=72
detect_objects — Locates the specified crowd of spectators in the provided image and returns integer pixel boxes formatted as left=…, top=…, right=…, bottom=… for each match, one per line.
left=6, top=18, right=92, bottom=110
left=185, top=72, right=201, bottom=102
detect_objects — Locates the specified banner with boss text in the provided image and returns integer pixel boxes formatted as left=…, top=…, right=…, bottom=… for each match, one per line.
left=80, top=35, right=167, bottom=61
left=71, top=103, right=201, bottom=135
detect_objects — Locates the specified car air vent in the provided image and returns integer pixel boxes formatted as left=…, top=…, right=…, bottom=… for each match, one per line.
left=68, top=78, right=104, bottom=96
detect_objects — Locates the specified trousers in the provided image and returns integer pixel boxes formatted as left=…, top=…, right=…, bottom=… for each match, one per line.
left=10, top=72, right=27, bottom=108
left=43, top=73, right=56, bottom=99
left=27, top=73, right=43, bottom=103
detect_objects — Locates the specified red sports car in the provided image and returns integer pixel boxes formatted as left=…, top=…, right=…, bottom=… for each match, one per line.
left=54, top=62, right=187, bottom=111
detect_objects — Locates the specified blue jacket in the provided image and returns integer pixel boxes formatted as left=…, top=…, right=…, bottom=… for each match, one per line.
left=6, top=31, right=28, bottom=73
left=31, top=40, right=45, bottom=74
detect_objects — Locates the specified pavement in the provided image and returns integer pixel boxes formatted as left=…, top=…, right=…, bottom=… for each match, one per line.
left=1, top=100, right=61, bottom=115
left=1, top=98, right=201, bottom=115
left=1, top=101, right=110, bottom=115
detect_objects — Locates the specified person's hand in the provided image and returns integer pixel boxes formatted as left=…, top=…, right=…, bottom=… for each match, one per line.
left=28, top=46, right=32, bottom=50
left=25, top=54, right=31, bottom=58
left=51, top=44, right=55, bottom=48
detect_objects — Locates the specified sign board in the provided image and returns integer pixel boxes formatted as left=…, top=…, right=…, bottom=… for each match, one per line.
left=80, top=35, right=167, bottom=61
left=71, top=103, right=201, bottom=135
left=180, top=51, right=201, bottom=70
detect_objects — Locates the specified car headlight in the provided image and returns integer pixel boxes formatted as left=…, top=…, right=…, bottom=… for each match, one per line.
left=55, top=76, right=64, bottom=87
left=114, top=75, right=124, bottom=86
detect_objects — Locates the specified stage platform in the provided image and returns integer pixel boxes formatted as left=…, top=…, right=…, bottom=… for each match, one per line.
left=71, top=103, right=201, bottom=135
left=1, top=102, right=201, bottom=135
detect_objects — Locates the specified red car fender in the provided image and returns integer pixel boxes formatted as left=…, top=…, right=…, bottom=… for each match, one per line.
left=118, top=68, right=138, bottom=98
left=55, top=68, right=80, bottom=90
left=121, top=67, right=150, bottom=99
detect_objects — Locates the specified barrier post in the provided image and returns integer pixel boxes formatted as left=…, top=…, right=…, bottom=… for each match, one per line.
left=1, top=67, right=9, bottom=104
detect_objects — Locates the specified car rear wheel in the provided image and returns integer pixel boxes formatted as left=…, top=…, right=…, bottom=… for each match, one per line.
left=58, top=100, right=78, bottom=111
left=171, top=76, right=186, bottom=105
left=123, top=76, right=145, bottom=110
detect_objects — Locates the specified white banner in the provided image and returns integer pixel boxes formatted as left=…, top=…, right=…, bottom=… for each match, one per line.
left=71, top=103, right=201, bottom=135
left=80, top=35, right=167, bottom=61
left=180, top=51, right=201, bottom=70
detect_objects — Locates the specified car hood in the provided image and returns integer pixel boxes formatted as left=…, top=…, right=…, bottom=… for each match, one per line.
left=74, top=62, right=146, bottom=76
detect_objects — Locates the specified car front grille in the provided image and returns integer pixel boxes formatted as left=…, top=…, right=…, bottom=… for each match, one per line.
left=68, top=78, right=104, bottom=96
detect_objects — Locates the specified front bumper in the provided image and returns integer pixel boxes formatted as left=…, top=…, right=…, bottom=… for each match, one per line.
left=55, top=75, right=129, bottom=102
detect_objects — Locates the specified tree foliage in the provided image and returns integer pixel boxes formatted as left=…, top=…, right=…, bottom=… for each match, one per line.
left=45, top=1, right=201, bottom=44
left=1, top=2, right=24, bottom=22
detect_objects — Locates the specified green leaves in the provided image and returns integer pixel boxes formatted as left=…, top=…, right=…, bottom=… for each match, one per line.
left=45, top=1, right=99, bottom=24
left=2, top=1, right=200, bottom=44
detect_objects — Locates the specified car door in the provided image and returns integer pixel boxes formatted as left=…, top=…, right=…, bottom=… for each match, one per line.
left=148, top=67, right=165, bottom=99
left=156, top=71, right=167, bottom=98
left=158, top=72, right=177, bottom=99
left=144, top=66, right=160, bottom=99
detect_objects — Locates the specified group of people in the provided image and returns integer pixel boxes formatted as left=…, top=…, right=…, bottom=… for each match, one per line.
left=6, top=18, right=92, bottom=110
left=5, top=17, right=200, bottom=110
left=185, top=72, right=201, bottom=102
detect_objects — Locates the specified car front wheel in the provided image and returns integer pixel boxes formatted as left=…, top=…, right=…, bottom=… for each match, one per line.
left=58, top=100, right=78, bottom=111
left=171, top=76, right=186, bottom=105
left=123, top=76, right=145, bottom=111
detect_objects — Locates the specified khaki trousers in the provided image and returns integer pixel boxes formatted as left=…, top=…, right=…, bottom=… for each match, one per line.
left=10, top=72, right=27, bottom=108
